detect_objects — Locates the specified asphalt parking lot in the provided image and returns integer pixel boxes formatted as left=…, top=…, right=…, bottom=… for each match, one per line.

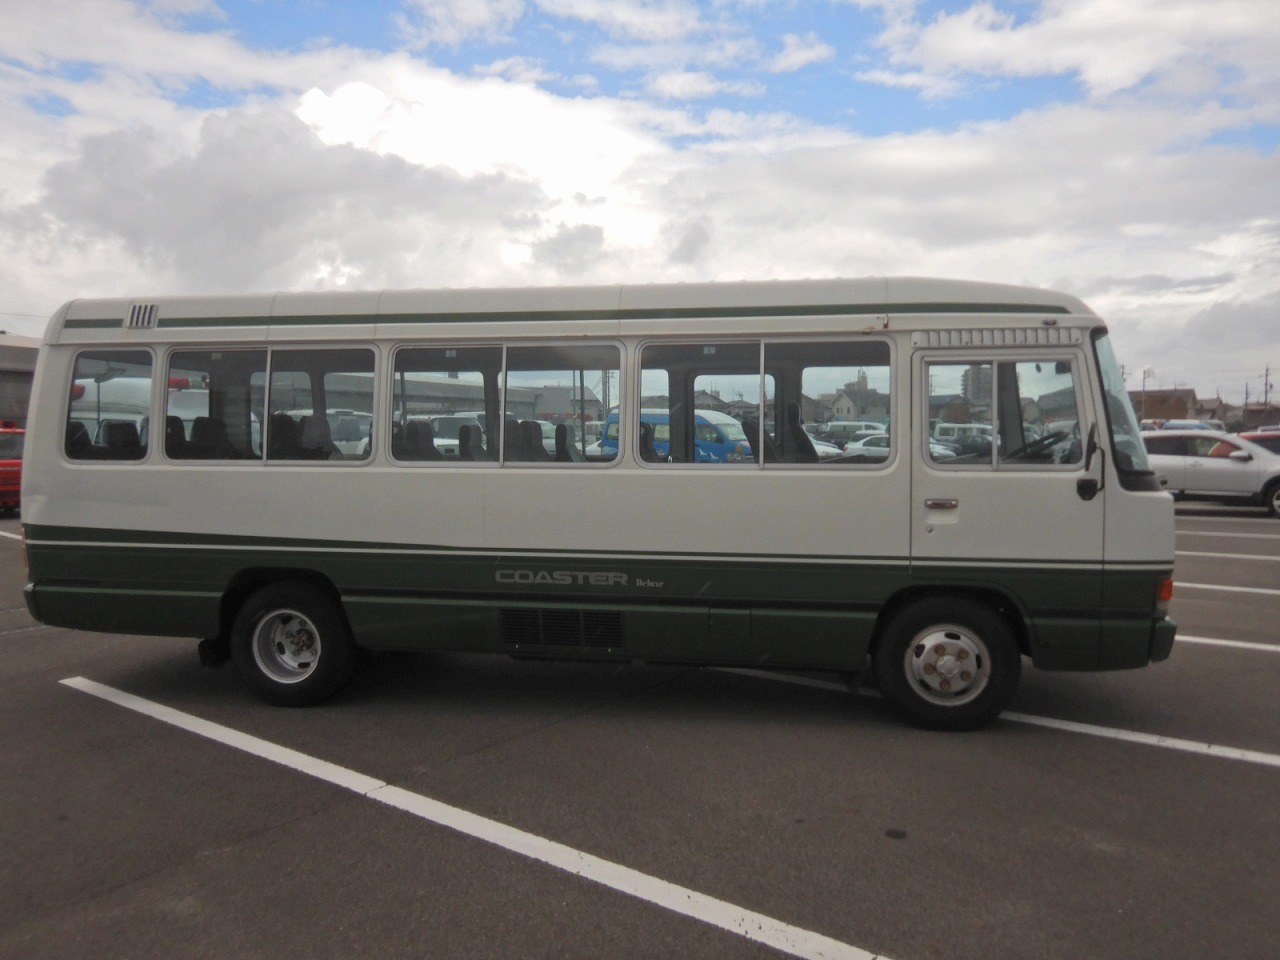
left=2, top=506, right=1278, bottom=960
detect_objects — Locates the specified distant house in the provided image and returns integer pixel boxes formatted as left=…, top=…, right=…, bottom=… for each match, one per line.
left=1128, top=388, right=1196, bottom=422
left=830, top=386, right=890, bottom=423
left=692, top=389, right=729, bottom=412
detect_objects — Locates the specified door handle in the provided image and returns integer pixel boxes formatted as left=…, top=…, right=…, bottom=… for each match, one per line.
left=924, top=498, right=959, bottom=510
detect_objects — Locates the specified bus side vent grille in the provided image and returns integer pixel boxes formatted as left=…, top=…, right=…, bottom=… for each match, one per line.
left=501, top=608, right=623, bottom=648
left=912, top=327, right=1084, bottom=348
left=126, top=303, right=159, bottom=328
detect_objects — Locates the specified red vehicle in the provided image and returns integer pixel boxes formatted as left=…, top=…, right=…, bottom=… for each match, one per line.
left=0, top=420, right=25, bottom=515
left=1239, top=431, right=1280, bottom=455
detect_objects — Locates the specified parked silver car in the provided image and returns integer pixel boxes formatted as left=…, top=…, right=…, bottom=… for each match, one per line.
left=1142, top=430, right=1280, bottom=516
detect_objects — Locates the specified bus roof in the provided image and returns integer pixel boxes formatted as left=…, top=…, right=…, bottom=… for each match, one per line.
left=45, top=276, right=1099, bottom=346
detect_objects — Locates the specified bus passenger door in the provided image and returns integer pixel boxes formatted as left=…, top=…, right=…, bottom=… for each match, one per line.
left=911, top=352, right=1106, bottom=666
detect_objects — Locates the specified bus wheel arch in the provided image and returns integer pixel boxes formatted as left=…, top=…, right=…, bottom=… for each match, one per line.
left=870, top=591, right=1023, bottom=731
left=228, top=577, right=356, bottom=707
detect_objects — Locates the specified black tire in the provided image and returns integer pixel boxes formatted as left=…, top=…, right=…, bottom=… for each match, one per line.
left=230, top=582, right=355, bottom=706
left=1265, top=481, right=1280, bottom=518
left=873, top=596, right=1021, bottom=731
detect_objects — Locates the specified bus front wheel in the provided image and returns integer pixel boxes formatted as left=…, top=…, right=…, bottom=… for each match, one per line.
left=230, top=582, right=355, bottom=707
left=873, top=597, right=1021, bottom=731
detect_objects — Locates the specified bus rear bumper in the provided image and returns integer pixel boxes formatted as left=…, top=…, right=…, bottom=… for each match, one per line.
left=1149, top=616, right=1177, bottom=662
left=24, top=582, right=40, bottom=622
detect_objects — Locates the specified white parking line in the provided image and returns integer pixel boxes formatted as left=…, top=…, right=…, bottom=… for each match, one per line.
left=1177, top=530, right=1280, bottom=541
left=719, top=669, right=1280, bottom=770
left=1176, top=582, right=1280, bottom=597
left=1177, top=551, right=1280, bottom=562
left=1177, top=635, right=1279, bottom=653
left=1002, top=712, right=1280, bottom=768
left=1176, top=515, right=1275, bottom=525
left=0, top=529, right=21, bottom=541
left=59, top=677, right=885, bottom=960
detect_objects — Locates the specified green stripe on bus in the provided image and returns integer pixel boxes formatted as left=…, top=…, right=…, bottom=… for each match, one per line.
left=138, top=301, right=1072, bottom=330
left=63, top=318, right=125, bottom=330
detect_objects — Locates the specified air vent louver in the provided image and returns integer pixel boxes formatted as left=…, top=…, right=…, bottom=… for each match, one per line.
left=501, top=608, right=623, bottom=648
left=126, top=303, right=158, bottom=328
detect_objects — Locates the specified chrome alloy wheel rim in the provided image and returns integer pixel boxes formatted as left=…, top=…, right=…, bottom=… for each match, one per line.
left=252, top=608, right=321, bottom=684
left=903, top=624, right=991, bottom=707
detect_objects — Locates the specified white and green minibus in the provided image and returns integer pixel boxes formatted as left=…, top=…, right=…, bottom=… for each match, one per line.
left=21, top=277, right=1176, bottom=729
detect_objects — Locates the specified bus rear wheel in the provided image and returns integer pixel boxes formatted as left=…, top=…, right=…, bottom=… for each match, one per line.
left=873, top=596, right=1020, bottom=731
left=230, top=582, right=355, bottom=707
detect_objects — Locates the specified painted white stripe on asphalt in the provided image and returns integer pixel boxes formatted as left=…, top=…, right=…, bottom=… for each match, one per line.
left=59, top=676, right=883, bottom=960
left=1176, top=634, right=1279, bottom=653
left=1177, top=530, right=1280, bottom=541
left=1001, top=712, right=1280, bottom=768
left=716, top=670, right=1280, bottom=770
left=1177, top=551, right=1280, bottom=562
left=0, top=529, right=21, bottom=541
left=1176, top=582, right=1280, bottom=597
left=1176, top=515, right=1275, bottom=525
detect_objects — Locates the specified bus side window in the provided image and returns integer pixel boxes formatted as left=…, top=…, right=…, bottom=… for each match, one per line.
left=504, top=344, right=619, bottom=465
left=268, top=348, right=376, bottom=462
left=167, top=350, right=267, bottom=460
left=640, top=341, right=759, bottom=465
left=767, top=340, right=892, bottom=466
left=391, top=346, right=502, bottom=463
left=926, top=359, right=1084, bottom=467
left=66, top=349, right=153, bottom=461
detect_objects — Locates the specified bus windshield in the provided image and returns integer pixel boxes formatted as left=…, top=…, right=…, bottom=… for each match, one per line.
left=1093, top=331, right=1150, bottom=475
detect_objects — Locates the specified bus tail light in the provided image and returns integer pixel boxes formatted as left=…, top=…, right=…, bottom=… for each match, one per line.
left=1156, top=576, right=1174, bottom=616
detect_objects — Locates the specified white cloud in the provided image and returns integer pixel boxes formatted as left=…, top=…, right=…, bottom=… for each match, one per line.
left=23, top=108, right=551, bottom=293
left=535, top=0, right=706, bottom=42
left=863, top=0, right=1280, bottom=103
left=767, top=32, right=835, bottom=73
left=398, top=0, right=527, bottom=48
left=645, top=70, right=763, bottom=99
left=0, top=0, right=1277, bottom=401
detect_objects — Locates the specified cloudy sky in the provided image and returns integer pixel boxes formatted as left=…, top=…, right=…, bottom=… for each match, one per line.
left=2, top=0, right=1277, bottom=404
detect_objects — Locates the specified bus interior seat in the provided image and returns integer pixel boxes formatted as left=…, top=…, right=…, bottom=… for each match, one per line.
left=299, top=415, right=339, bottom=460
left=522, top=420, right=551, bottom=461
left=405, top=420, right=443, bottom=460
left=65, top=420, right=92, bottom=459
left=267, top=414, right=300, bottom=459
left=554, top=422, right=584, bottom=462
left=638, top=422, right=663, bottom=462
left=190, top=416, right=233, bottom=459
left=164, top=415, right=188, bottom=458
left=102, top=420, right=144, bottom=459
left=740, top=418, right=779, bottom=464
left=457, top=424, right=483, bottom=460
left=786, top=402, right=820, bottom=463
left=502, top=417, right=527, bottom=462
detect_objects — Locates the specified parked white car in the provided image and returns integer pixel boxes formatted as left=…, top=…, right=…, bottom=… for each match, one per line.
left=1142, top=430, right=1280, bottom=516
left=843, top=434, right=892, bottom=460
